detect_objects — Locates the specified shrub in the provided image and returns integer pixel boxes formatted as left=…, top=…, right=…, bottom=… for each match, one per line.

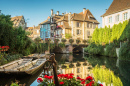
left=76, top=39, right=81, bottom=44
left=105, top=43, right=117, bottom=57
left=119, top=41, right=130, bottom=61
left=61, top=38, right=66, bottom=44
left=65, top=34, right=72, bottom=39
left=84, top=43, right=104, bottom=55
left=69, top=39, right=74, bottom=45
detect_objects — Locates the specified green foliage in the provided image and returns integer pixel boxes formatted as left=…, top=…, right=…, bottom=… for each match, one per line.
left=76, top=39, right=81, bottom=44
left=92, top=65, right=123, bottom=86
left=119, top=41, right=130, bottom=61
left=92, top=20, right=129, bottom=44
left=10, top=82, right=19, bottom=86
left=105, top=43, right=117, bottom=57
left=84, top=43, right=104, bottom=55
left=65, top=33, right=72, bottom=39
left=83, top=40, right=87, bottom=44
left=61, top=38, right=67, bottom=44
left=58, top=43, right=65, bottom=48
left=69, top=39, right=74, bottom=45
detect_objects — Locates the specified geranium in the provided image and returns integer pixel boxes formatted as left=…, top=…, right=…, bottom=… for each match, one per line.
left=37, top=78, right=43, bottom=83
left=59, top=81, right=64, bottom=85
left=38, top=74, right=103, bottom=86
left=99, top=84, right=103, bottom=86
left=86, top=76, right=93, bottom=81
left=81, top=81, right=85, bottom=84
left=77, top=77, right=81, bottom=80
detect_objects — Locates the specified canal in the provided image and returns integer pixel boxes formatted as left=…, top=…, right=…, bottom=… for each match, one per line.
left=0, top=54, right=129, bottom=86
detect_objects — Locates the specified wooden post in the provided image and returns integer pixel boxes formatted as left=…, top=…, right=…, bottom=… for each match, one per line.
left=49, top=53, right=59, bottom=86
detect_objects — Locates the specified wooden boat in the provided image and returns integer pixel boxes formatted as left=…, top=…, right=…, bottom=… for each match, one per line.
left=0, top=58, right=47, bottom=75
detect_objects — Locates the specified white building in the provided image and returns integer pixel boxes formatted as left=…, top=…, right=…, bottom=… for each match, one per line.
left=101, top=0, right=130, bottom=28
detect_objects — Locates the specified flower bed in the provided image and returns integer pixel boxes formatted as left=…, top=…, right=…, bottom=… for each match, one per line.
left=37, top=73, right=103, bottom=86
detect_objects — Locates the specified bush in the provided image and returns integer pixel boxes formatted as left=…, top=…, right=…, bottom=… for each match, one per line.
left=76, top=39, right=81, bottom=44
left=65, top=34, right=72, bottom=39
left=84, top=43, right=104, bottom=55
left=61, top=38, right=67, bottom=44
left=105, top=43, right=117, bottom=57
left=69, top=39, right=74, bottom=45
left=119, top=41, right=130, bottom=61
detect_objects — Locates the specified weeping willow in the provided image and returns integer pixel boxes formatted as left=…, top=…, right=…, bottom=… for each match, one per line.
left=92, top=65, right=123, bottom=86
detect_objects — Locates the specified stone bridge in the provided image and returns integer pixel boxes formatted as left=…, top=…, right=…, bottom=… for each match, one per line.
left=51, top=44, right=88, bottom=54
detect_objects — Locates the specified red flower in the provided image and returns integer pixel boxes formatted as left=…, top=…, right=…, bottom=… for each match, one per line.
left=67, top=75, right=73, bottom=79
left=99, top=84, right=103, bottom=86
left=44, top=75, right=48, bottom=79
left=80, top=79, right=85, bottom=81
left=77, top=77, right=81, bottom=80
left=47, top=76, right=53, bottom=79
left=64, top=74, right=68, bottom=78
left=1, top=46, right=5, bottom=49
left=70, top=73, right=74, bottom=76
left=86, top=76, right=93, bottom=81
left=81, top=81, right=85, bottom=84
left=37, top=78, right=43, bottom=83
left=59, top=81, right=64, bottom=85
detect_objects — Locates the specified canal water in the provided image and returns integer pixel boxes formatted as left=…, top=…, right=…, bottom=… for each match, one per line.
left=0, top=54, right=129, bottom=86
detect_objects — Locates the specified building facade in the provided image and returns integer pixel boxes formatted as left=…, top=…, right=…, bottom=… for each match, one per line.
left=11, top=15, right=26, bottom=30
left=25, top=25, right=40, bottom=40
left=101, top=0, right=130, bottom=28
left=40, top=8, right=99, bottom=43
left=40, top=17, right=51, bottom=40
left=55, top=8, right=99, bottom=42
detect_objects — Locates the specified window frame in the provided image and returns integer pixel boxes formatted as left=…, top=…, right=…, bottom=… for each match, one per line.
left=77, top=29, right=80, bottom=35
left=123, top=12, right=128, bottom=20
left=76, top=22, right=80, bottom=27
left=108, top=16, right=112, bottom=23
left=115, top=14, right=120, bottom=22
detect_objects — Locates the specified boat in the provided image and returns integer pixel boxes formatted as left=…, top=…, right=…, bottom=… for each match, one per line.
left=0, top=58, right=47, bottom=75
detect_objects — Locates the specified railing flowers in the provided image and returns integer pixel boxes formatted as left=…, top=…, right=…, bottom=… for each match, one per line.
left=0, top=46, right=9, bottom=52
left=37, top=74, right=103, bottom=86
left=69, top=39, right=74, bottom=45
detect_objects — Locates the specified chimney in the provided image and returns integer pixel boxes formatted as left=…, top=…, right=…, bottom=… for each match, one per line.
left=57, top=11, right=59, bottom=15
left=62, top=13, right=64, bottom=15
left=83, top=8, right=86, bottom=14
left=51, top=9, right=53, bottom=16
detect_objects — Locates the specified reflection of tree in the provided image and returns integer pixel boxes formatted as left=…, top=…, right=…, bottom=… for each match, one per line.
left=119, top=60, right=130, bottom=86
left=92, top=65, right=123, bottom=86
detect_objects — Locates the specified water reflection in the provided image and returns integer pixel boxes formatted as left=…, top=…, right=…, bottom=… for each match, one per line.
left=0, top=54, right=129, bottom=86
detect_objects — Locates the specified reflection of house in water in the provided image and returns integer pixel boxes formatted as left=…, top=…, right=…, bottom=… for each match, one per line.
left=59, top=62, right=92, bottom=79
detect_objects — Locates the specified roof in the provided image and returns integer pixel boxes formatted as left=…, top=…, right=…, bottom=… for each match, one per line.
left=34, top=25, right=40, bottom=29
left=11, top=16, right=24, bottom=26
left=56, top=9, right=99, bottom=24
left=102, top=0, right=130, bottom=17
left=63, top=21, right=71, bottom=29
left=40, top=20, right=51, bottom=25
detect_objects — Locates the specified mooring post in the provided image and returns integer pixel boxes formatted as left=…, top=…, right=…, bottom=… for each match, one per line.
left=50, top=53, right=59, bottom=86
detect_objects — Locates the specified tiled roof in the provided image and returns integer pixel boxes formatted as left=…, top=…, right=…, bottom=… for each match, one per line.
left=56, top=9, right=99, bottom=24
left=40, top=20, right=51, bottom=25
left=102, top=0, right=130, bottom=17
left=63, top=21, right=71, bottom=29
left=11, top=16, right=24, bottom=26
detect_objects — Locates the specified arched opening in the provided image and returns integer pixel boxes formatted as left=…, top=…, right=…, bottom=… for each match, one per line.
left=73, top=46, right=83, bottom=53
left=51, top=46, right=63, bottom=53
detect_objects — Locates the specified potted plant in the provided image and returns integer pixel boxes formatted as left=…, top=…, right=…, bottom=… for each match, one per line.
left=61, top=38, right=66, bottom=44
left=76, top=39, right=81, bottom=45
left=69, top=39, right=74, bottom=45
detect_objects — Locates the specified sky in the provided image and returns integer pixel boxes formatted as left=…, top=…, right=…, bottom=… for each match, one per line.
left=0, top=0, right=113, bottom=28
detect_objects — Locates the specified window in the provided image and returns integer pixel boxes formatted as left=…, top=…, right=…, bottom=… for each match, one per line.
left=45, top=31, right=48, bottom=37
left=61, top=22, right=63, bottom=25
left=87, top=23, right=89, bottom=28
left=124, top=12, right=128, bottom=20
left=109, top=17, right=112, bottom=23
left=87, top=31, right=90, bottom=36
left=90, top=23, right=92, bottom=28
left=77, top=29, right=80, bottom=35
left=77, top=22, right=80, bottom=27
left=77, top=68, right=80, bottom=73
left=115, top=15, right=119, bottom=22
left=93, top=24, right=96, bottom=29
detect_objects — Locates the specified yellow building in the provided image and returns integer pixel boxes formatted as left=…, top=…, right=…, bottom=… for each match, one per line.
left=11, top=15, right=26, bottom=30
left=25, top=25, right=40, bottom=40
left=55, top=8, right=99, bottom=43
left=59, top=62, right=92, bottom=79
